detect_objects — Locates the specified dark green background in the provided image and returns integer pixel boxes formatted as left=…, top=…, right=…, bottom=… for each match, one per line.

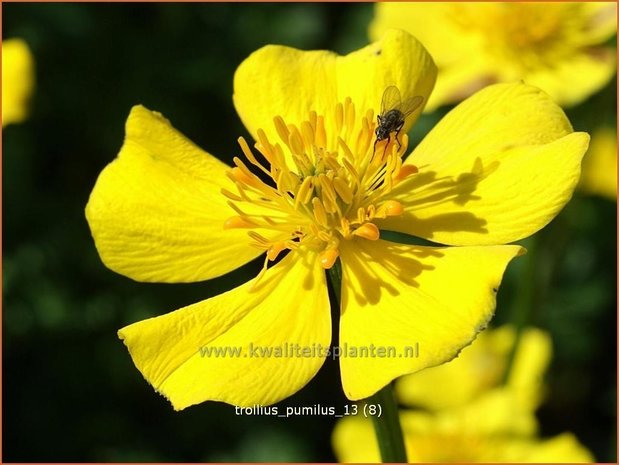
left=3, top=3, right=616, bottom=462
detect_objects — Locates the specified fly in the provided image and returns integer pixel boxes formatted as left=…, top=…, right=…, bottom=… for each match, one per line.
left=374, top=85, right=424, bottom=153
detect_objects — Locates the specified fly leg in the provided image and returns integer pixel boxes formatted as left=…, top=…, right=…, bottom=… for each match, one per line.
left=393, top=121, right=404, bottom=152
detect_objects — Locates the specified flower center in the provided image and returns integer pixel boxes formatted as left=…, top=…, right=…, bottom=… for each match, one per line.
left=222, top=98, right=417, bottom=270
left=450, top=3, right=573, bottom=67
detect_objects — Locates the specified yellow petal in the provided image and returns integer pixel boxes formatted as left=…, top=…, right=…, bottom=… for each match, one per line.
left=118, top=250, right=330, bottom=409
left=370, top=3, right=617, bottom=109
left=332, top=416, right=380, bottom=463
left=576, top=2, right=618, bottom=45
left=85, top=105, right=266, bottom=282
left=507, top=326, right=552, bottom=409
left=524, top=433, right=595, bottom=463
left=397, top=325, right=551, bottom=411
left=579, top=127, right=617, bottom=200
left=379, top=83, right=589, bottom=246
left=369, top=3, right=488, bottom=112
left=2, top=39, right=35, bottom=126
left=333, top=389, right=539, bottom=463
left=233, top=29, right=436, bottom=141
left=523, top=48, right=616, bottom=108
left=338, top=238, right=523, bottom=400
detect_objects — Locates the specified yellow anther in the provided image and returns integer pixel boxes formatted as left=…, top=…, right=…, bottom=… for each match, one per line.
left=248, top=231, right=269, bottom=243
left=289, top=126, right=305, bottom=155
left=353, top=223, right=380, bottom=241
left=220, top=188, right=243, bottom=201
left=357, top=207, right=366, bottom=224
left=340, top=217, right=351, bottom=237
left=256, top=129, right=275, bottom=163
left=366, top=204, right=376, bottom=220
left=316, top=115, right=327, bottom=149
left=273, top=115, right=290, bottom=145
left=230, top=166, right=255, bottom=186
left=333, top=176, right=353, bottom=204
left=300, top=121, right=315, bottom=147
left=312, top=197, right=328, bottom=227
left=223, top=216, right=256, bottom=230
left=296, top=176, right=314, bottom=208
left=319, top=248, right=339, bottom=269
left=335, top=102, right=344, bottom=133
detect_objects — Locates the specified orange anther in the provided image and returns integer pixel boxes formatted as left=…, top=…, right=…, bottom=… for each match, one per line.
left=319, top=249, right=339, bottom=269
left=384, top=200, right=404, bottom=217
left=352, top=223, right=380, bottom=241
left=223, top=216, right=255, bottom=229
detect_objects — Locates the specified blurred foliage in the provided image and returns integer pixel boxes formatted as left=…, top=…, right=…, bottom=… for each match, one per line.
left=3, top=3, right=615, bottom=462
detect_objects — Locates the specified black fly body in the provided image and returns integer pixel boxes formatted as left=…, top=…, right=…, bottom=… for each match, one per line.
left=374, top=85, right=424, bottom=154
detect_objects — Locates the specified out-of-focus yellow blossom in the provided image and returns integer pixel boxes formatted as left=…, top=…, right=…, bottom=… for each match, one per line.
left=86, top=30, right=588, bottom=411
left=579, top=127, right=617, bottom=199
left=370, top=2, right=617, bottom=111
left=397, top=326, right=551, bottom=411
left=2, top=39, right=35, bottom=126
left=333, top=389, right=594, bottom=463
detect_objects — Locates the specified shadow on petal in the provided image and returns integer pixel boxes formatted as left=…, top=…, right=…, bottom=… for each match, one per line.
left=341, top=241, right=444, bottom=307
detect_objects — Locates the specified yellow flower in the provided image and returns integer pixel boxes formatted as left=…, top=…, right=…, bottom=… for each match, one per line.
left=370, top=2, right=617, bottom=111
left=397, top=326, right=551, bottom=411
left=2, top=39, right=35, bottom=126
left=579, top=127, right=617, bottom=200
left=332, top=389, right=594, bottom=463
left=86, top=30, right=588, bottom=410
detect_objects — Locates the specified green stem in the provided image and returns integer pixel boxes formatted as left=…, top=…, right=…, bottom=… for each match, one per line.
left=327, top=261, right=408, bottom=463
left=367, top=382, right=408, bottom=463
left=502, top=236, right=537, bottom=385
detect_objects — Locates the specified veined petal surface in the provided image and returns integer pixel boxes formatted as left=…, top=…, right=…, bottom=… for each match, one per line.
left=338, top=238, right=522, bottom=400
left=379, top=83, right=589, bottom=246
left=233, top=29, right=436, bottom=142
left=118, top=250, right=330, bottom=409
left=86, top=105, right=266, bottom=283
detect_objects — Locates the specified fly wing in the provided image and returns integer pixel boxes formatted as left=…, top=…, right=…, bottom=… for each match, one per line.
left=380, top=85, right=402, bottom=115
left=400, top=95, right=424, bottom=118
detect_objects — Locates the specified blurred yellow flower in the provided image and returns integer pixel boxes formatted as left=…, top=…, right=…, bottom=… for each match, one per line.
left=2, top=39, right=35, bottom=126
left=579, top=127, right=617, bottom=199
left=370, top=2, right=617, bottom=111
left=86, top=30, right=588, bottom=410
left=397, top=326, right=551, bottom=411
left=333, top=389, right=593, bottom=463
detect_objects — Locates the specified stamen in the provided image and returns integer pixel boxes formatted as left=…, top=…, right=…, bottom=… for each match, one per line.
left=381, top=200, right=404, bottom=217
left=266, top=242, right=287, bottom=261
left=319, top=249, right=339, bottom=269
left=224, top=216, right=256, bottom=229
left=312, top=197, right=329, bottom=227
left=395, top=164, right=418, bottom=182
left=352, top=223, right=380, bottom=241
left=227, top=97, right=414, bottom=270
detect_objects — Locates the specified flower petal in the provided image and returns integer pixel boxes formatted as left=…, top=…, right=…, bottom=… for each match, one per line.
left=369, top=3, right=489, bottom=111
left=2, top=39, right=35, bottom=126
left=523, top=48, right=616, bottom=108
left=577, top=2, right=618, bottom=45
left=379, top=83, right=589, bottom=246
left=333, top=389, right=539, bottom=463
left=579, top=127, right=617, bottom=199
left=396, top=325, right=551, bottom=411
left=118, top=249, right=330, bottom=409
left=233, top=29, right=436, bottom=141
left=524, top=433, right=595, bottom=463
left=86, top=105, right=266, bottom=282
left=338, top=238, right=522, bottom=400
